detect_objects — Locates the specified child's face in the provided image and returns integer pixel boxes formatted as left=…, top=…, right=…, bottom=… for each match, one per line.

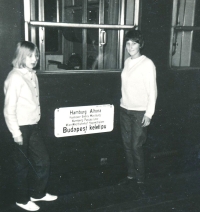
left=25, top=51, right=39, bottom=69
left=126, top=40, right=141, bottom=59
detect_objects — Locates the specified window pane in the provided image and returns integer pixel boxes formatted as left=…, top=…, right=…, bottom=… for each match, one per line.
left=61, top=0, right=121, bottom=70
left=29, top=0, right=136, bottom=71
left=44, top=0, right=60, bottom=52
left=170, top=0, right=197, bottom=68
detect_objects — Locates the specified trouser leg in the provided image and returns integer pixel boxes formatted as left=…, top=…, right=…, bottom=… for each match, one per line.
left=120, top=108, right=135, bottom=178
left=131, top=111, right=147, bottom=181
left=28, top=125, right=50, bottom=199
left=120, top=108, right=147, bottom=180
left=13, top=124, right=50, bottom=203
left=13, top=126, right=31, bottom=204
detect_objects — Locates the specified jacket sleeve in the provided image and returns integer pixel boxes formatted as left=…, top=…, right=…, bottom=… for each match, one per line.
left=143, top=61, right=157, bottom=119
left=4, top=73, right=22, bottom=138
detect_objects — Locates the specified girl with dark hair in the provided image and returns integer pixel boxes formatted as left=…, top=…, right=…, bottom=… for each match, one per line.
left=118, top=30, right=157, bottom=185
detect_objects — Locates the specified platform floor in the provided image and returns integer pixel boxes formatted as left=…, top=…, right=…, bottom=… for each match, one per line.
left=1, top=153, right=200, bottom=212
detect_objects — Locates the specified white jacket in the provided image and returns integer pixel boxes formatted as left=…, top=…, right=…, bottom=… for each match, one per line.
left=4, top=68, right=41, bottom=137
left=120, top=55, right=157, bottom=119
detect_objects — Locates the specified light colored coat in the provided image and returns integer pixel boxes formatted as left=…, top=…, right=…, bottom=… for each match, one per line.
left=120, top=55, right=157, bottom=119
left=4, top=68, right=41, bottom=137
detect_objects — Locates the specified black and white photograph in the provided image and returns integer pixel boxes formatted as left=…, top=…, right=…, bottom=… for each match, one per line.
left=0, top=0, right=200, bottom=211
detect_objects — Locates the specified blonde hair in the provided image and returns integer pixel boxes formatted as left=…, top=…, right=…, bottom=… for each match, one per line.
left=12, top=41, right=39, bottom=68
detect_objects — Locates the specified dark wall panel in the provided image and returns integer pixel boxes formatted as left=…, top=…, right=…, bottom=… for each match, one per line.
left=0, top=0, right=23, bottom=80
left=0, top=0, right=23, bottom=207
left=37, top=72, right=123, bottom=173
left=0, top=0, right=23, bottom=132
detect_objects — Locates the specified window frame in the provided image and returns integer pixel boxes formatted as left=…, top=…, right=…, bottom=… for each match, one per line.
left=24, top=0, right=141, bottom=71
left=169, top=0, right=200, bottom=70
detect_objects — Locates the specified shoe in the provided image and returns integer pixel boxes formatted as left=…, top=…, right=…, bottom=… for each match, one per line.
left=118, top=177, right=134, bottom=185
left=31, top=193, right=58, bottom=202
left=16, top=201, right=40, bottom=211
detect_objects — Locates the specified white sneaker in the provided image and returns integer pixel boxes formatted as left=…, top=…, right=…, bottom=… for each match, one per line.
left=31, top=193, right=58, bottom=202
left=16, top=201, right=40, bottom=211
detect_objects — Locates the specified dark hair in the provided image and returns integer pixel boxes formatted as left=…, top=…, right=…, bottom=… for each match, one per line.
left=12, top=41, right=39, bottom=68
left=124, top=30, right=144, bottom=48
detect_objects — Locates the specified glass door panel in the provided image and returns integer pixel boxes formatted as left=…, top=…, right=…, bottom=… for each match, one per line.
left=62, top=0, right=123, bottom=70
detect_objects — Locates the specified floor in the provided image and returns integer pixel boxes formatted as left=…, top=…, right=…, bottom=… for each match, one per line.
left=1, top=152, right=200, bottom=212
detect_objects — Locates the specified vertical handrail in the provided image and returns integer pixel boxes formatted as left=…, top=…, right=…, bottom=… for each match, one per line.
left=38, top=0, right=45, bottom=70
left=82, top=0, right=88, bottom=70
left=30, top=0, right=36, bottom=44
left=134, top=0, right=141, bottom=29
left=98, top=0, right=105, bottom=69
left=118, top=0, right=125, bottom=69
left=62, top=0, right=65, bottom=63
left=24, top=0, right=31, bottom=41
left=57, top=0, right=60, bottom=22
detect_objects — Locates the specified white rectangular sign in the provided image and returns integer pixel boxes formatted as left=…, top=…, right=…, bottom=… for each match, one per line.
left=54, top=104, right=114, bottom=137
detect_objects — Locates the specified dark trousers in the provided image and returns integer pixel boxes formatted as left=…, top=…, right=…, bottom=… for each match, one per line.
left=120, top=107, right=147, bottom=181
left=13, top=124, right=50, bottom=204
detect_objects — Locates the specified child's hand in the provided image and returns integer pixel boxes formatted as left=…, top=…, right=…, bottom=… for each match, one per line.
left=141, top=115, right=151, bottom=127
left=14, top=135, right=23, bottom=145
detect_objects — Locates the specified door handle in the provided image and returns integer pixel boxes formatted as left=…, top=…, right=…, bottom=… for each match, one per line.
left=99, top=30, right=106, bottom=46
